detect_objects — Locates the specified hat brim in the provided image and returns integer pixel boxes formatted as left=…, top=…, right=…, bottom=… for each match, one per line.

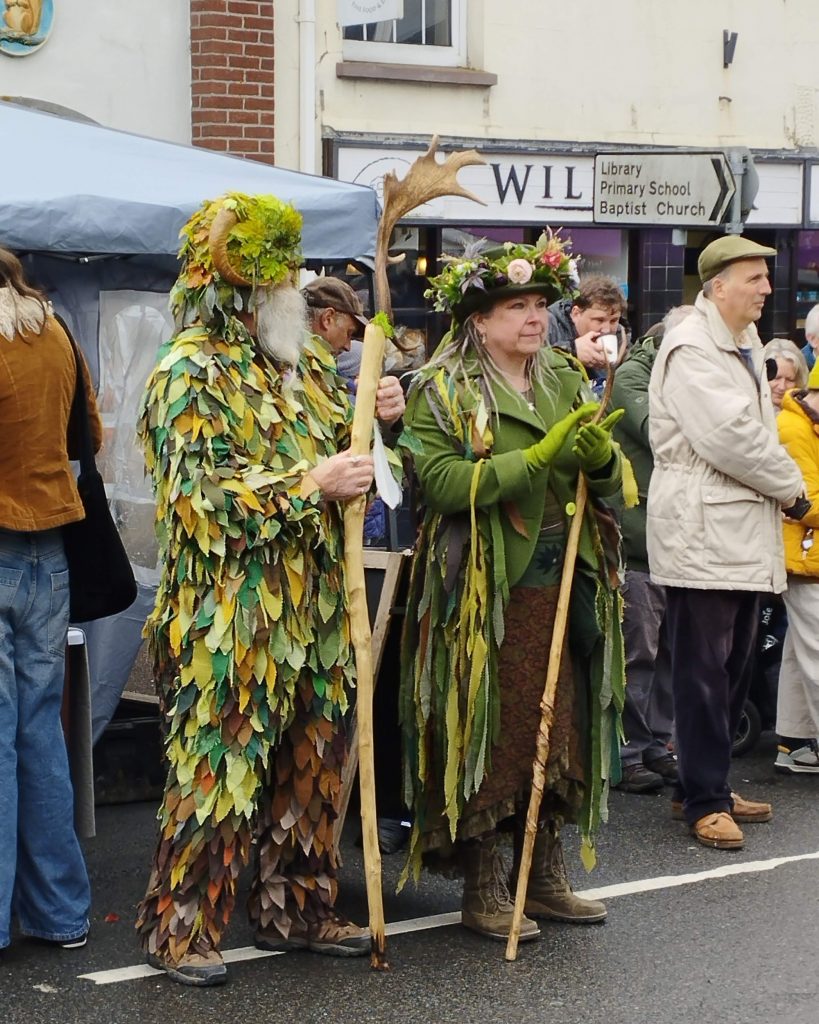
left=452, top=282, right=560, bottom=322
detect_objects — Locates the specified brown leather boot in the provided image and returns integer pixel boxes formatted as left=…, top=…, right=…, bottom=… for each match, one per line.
left=513, top=822, right=607, bottom=924
left=461, top=834, right=540, bottom=943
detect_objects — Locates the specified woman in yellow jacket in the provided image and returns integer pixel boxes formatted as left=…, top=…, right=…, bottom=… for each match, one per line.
left=775, top=362, right=819, bottom=773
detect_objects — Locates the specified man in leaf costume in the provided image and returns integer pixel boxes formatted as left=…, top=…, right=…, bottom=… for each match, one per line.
left=136, top=193, right=377, bottom=986
left=400, top=234, right=627, bottom=942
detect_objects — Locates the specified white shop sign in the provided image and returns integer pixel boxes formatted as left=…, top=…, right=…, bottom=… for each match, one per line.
left=336, top=145, right=802, bottom=227
left=803, top=164, right=819, bottom=225
left=336, top=147, right=596, bottom=224
left=746, top=161, right=803, bottom=226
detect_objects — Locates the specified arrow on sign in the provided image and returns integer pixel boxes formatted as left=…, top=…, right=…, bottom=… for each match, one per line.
left=709, top=156, right=734, bottom=223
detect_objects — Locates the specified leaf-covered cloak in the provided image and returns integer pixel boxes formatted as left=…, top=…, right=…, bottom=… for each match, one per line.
left=399, top=353, right=626, bottom=882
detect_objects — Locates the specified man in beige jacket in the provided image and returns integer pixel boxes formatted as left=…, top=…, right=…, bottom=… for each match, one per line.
left=647, top=235, right=805, bottom=850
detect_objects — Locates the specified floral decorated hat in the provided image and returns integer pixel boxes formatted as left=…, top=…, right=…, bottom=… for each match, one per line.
left=426, top=231, right=579, bottom=322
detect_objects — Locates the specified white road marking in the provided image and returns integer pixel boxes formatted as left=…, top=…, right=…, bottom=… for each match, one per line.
left=79, top=849, right=819, bottom=985
left=576, top=848, right=819, bottom=900
left=79, top=945, right=282, bottom=985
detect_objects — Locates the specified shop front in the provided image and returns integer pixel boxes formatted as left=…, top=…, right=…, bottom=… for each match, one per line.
left=325, top=135, right=808, bottom=347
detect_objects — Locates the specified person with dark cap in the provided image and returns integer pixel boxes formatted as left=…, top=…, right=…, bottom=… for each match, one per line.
left=647, top=235, right=806, bottom=851
left=302, top=276, right=405, bottom=429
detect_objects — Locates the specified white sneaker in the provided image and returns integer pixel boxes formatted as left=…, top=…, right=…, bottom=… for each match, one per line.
left=775, top=741, right=819, bottom=774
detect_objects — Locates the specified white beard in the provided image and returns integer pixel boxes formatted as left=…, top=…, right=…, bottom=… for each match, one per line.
left=255, top=284, right=308, bottom=368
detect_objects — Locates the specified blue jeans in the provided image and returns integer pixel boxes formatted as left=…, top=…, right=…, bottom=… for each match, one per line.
left=0, top=528, right=90, bottom=947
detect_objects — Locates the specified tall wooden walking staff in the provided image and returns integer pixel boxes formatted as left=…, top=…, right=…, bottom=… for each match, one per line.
left=505, top=338, right=626, bottom=962
left=344, top=135, right=486, bottom=969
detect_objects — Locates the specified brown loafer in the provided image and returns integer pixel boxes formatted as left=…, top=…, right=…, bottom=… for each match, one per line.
left=729, top=792, right=772, bottom=823
left=690, top=812, right=744, bottom=850
left=671, top=793, right=772, bottom=824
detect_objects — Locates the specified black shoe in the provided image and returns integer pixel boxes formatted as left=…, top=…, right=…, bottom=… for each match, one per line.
left=377, top=817, right=411, bottom=855
left=616, top=763, right=664, bottom=794
left=356, top=817, right=412, bottom=855
left=36, top=930, right=89, bottom=950
left=644, top=753, right=679, bottom=785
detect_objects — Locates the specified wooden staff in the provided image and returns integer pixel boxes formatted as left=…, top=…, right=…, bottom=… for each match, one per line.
left=344, top=135, right=486, bottom=971
left=343, top=321, right=389, bottom=969
left=505, top=338, right=624, bottom=962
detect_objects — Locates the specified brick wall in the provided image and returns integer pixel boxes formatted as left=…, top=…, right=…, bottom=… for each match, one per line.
left=190, top=0, right=275, bottom=164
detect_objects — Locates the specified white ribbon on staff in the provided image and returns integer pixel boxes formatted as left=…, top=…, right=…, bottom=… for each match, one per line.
left=371, top=421, right=402, bottom=509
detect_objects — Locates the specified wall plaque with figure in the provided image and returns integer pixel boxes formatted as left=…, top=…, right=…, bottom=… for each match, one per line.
left=0, top=0, right=53, bottom=57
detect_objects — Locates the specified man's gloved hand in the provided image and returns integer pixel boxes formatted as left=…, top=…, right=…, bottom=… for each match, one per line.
left=572, top=409, right=625, bottom=472
left=782, top=494, right=811, bottom=521
left=523, top=402, right=599, bottom=471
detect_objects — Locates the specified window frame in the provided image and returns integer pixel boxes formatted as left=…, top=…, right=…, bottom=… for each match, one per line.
left=340, top=0, right=467, bottom=68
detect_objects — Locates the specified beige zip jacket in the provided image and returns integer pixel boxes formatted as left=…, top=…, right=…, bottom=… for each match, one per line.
left=647, top=292, right=803, bottom=593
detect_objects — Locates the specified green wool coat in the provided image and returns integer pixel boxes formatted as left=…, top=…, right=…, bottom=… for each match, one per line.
left=609, top=334, right=659, bottom=573
left=405, top=345, right=623, bottom=586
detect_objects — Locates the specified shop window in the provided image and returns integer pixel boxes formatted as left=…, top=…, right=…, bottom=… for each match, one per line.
left=342, top=0, right=466, bottom=67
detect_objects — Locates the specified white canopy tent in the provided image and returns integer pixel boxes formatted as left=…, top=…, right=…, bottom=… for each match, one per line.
left=0, top=100, right=380, bottom=741
left=0, top=100, right=378, bottom=259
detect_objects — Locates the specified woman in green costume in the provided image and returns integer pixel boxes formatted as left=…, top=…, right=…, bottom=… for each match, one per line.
left=400, top=234, right=626, bottom=942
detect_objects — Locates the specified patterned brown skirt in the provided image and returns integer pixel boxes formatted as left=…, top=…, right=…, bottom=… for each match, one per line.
left=420, top=583, right=586, bottom=864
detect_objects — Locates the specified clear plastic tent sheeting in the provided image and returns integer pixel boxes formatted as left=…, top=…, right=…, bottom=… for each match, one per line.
left=81, top=292, right=170, bottom=741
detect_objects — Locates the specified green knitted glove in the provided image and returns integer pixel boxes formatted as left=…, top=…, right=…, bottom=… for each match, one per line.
left=523, top=402, right=599, bottom=471
left=572, top=409, right=625, bottom=472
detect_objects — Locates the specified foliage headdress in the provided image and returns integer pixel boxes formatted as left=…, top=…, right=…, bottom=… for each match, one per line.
left=171, top=191, right=304, bottom=330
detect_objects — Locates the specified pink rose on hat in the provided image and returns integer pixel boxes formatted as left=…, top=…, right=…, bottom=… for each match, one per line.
left=506, top=258, right=534, bottom=284
left=540, top=249, right=562, bottom=269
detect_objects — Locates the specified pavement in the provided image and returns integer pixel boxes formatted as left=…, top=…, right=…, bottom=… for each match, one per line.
left=3, top=732, right=818, bottom=1024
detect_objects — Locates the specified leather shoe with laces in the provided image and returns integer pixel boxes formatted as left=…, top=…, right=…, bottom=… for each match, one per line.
left=255, top=913, right=370, bottom=957
left=644, top=753, right=679, bottom=784
left=616, top=763, right=664, bottom=794
left=147, top=948, right=227, bottom=987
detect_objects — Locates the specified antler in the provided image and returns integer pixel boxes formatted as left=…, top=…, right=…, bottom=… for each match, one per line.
left=374, top=135, right=486, bottom=316
left=209, top=207, right=253, bottom=287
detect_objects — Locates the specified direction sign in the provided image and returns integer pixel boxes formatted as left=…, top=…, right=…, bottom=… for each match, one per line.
left=594, top=152, right=736, bottom=226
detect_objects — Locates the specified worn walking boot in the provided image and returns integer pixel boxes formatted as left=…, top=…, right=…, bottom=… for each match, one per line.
left=147, top=947, right=227, bottom=987
left=255, top=912, right=370, bottom=957
left=461, top=834, right=540, bottom=943
left=513, top=822, right=607, bottom=924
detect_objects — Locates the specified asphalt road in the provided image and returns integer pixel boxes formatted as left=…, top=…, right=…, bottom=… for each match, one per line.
left=3, top=732, right=817, bottom=1024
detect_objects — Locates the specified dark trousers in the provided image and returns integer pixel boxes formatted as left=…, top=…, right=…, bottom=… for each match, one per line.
left=620, top=571, right=673, bottom=766
left=664, top=587, right=760, bottom=825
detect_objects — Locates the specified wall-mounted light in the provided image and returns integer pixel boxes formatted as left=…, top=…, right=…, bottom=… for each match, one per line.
left=723, top=30, right=738, bottom=68
left=415, top=255, right=428, bottom=276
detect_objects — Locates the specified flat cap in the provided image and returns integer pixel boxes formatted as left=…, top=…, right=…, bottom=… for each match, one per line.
left=301, top=276, right=368, bottom=328
left=698, top=235, right=777, bottom=283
